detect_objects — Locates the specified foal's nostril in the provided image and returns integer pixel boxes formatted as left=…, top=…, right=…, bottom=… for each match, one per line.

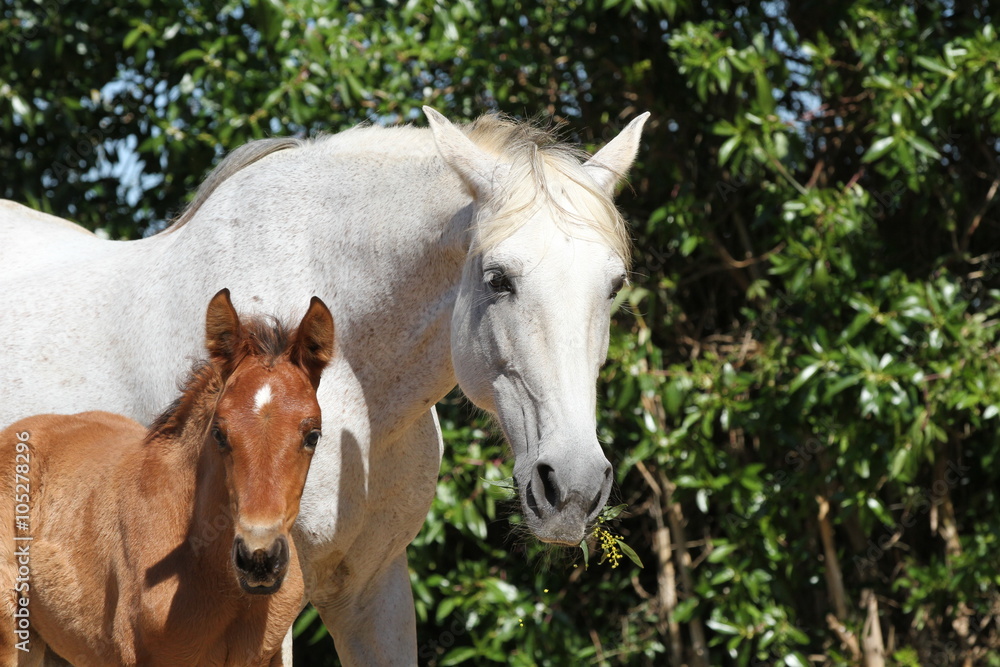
left=233, top=535, right=289, bottom=579
left=536, top=463, right=561, bottom=509
left=268, top=536, right=289, bottom=574
left=233, top=537, right=253, bottom=573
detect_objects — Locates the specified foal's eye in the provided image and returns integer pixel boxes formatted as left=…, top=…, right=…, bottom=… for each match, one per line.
left=484, top=269, right=514, bottom=295
left=304, top=430, right=322, bottom=450
left=211, top=426, right=229, bottom=450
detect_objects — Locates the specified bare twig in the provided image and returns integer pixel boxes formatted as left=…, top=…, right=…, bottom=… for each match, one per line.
left=827, top=613, right=861, bottom=661
left=662, top=470, right=710, bottom=667
left=636, top=460, right=683, bottom=665
left=935, top=453, right=973, bottom=666
left=960, top=175, right=1000, bottom=253
left=861, top=588, right=885, bottom=667
left=817, top=495, right=849, bottom=619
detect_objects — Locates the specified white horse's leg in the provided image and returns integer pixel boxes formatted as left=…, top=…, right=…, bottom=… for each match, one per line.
left=308, top=410, right=442, bottom=666
left=318, top=552, right=417, bottom=666
left=278, top=627, right=294, bottom=666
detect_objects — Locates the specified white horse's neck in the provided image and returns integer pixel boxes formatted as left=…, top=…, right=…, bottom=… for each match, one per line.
left=125, top=132, right=473, bottom=439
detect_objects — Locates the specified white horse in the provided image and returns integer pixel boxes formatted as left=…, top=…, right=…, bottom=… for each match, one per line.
left=0, top=108, right=648, bottom=664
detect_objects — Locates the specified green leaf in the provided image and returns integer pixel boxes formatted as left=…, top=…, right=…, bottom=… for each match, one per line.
left=914, top=55, right=953, bottom=76
left=123, top=25, right=147, bottom=50
left=754, top=68, right=774, bottom=114
left=907, top=135, right=941, bottom=159
left=672, top=597, right=698, bottom=623
left=707, top=542, right=738, bottom=563
left=440, top=647, right=478, bottom=666
left=788, top=362, right=822, bottom=393
left=292, top=605, right=319, bottom=638
left=436, top=596, right=460, bottom=624
left=706, top=618, right=741, bottom=635
left=599, top=503, right=628, bottom=522
left=696, top=488, right=710, bottom=514
left=680, top=235, right=700, bottom=256
left=862, top=136, right=896, bottom=163
left=866, top=496, right=895, bottom=527
left=481, top=476, right=516, bottom=500
left=617, top=539, right=644, bottom=568
left=718, top=135, right=740, bottom=166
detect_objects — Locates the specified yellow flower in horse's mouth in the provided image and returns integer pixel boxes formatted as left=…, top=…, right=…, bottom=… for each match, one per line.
left=596, top=526, right=624, bottom=569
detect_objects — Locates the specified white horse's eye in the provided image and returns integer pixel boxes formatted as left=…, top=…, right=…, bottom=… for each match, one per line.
left=610, top=274, right=627, bottom=299
left=484, top=270, right=514, bottom=295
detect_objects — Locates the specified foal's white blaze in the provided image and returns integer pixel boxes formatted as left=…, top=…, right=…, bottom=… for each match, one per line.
left=254, top=384, right=273, bottom=413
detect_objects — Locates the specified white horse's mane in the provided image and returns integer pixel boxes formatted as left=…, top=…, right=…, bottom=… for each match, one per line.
left=163, top=116, right=631, bottom=266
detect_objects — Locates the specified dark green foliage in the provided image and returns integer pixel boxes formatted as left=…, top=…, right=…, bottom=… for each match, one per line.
left=3, top=0, right=999, bottom=664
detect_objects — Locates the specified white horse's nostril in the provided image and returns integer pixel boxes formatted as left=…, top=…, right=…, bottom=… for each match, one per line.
left=535, top=462, right=562, bottom=509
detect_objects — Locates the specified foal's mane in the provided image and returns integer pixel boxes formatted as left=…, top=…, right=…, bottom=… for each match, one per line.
left=145, top=315, right=295, bottom=444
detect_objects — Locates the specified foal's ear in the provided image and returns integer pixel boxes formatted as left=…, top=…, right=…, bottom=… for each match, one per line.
left=583, top=112, right=650, bottom=196
left=424, top=106, right=505, bottom=201
left=292, top=296, right=335, bottom=390
left=205, top=288, right=243, bottom=363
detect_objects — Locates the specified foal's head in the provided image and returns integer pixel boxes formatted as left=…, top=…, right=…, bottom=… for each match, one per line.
left=203, top=289, right=335, bottom=594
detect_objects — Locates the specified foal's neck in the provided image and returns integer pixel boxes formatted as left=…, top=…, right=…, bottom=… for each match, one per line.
left=146, top=413, right=237, bottom=580
left=190, top=432, right=238, bottom=577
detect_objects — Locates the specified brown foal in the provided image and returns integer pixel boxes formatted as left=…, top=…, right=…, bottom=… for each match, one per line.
left=0, top=289, right=335, bottom=666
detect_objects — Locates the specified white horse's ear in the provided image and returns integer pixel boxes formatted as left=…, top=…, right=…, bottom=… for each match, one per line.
left=584, top=112, right=650, bottom=196
left=424, top=106, right=500, bottom=200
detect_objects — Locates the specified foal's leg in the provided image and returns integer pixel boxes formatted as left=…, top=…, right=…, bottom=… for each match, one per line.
left=38, top=647, right=69, bottom=667
left=0, top=554, right=16, bottom=666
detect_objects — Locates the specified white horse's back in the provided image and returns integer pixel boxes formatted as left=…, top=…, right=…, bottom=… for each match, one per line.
left=0, top=200, right=178, bottom=426
left=0, top=199, right=92, bottom=231
left=0, top=200, right=104, bottom=276
left=0, top=199, right=95, bottom=239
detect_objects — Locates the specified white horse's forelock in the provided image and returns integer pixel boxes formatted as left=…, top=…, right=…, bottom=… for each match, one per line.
left=463, top=115, right=633, bottom=268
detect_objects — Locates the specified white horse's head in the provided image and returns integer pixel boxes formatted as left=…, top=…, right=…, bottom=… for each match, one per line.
left=425, top=108, right=648, bottom=545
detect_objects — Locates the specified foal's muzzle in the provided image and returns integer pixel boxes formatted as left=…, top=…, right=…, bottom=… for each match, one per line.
left=232, top=534, right=290, bottom=595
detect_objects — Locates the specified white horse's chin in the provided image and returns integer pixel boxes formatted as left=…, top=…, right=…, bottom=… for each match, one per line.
left=523, top=510, right=589, bottom=546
